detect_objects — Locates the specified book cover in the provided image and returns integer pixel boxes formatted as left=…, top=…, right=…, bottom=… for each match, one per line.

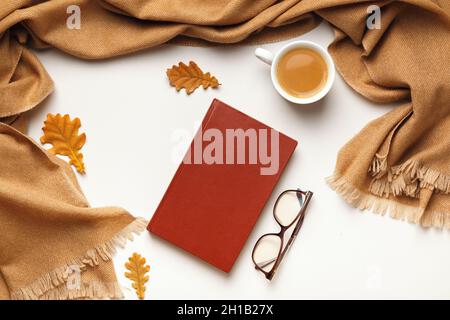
left=148, top=99, right=297, bottom=272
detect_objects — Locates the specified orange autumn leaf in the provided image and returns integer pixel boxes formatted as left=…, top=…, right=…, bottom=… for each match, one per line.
left=125, top=253, right=150, bottom=300
left=167, top=61, right=220, bottom=94
left=40, top=113, right=86, bottom=174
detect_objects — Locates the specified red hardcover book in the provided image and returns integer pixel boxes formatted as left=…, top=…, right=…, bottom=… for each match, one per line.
left=148, top=99, right=297, bottom=272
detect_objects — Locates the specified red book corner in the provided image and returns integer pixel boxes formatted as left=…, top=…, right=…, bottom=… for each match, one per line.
left=148, top=99, right=297, bottom=272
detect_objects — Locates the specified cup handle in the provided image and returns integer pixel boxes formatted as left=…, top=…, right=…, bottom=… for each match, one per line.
left=255, top=48, right=274, bottom=65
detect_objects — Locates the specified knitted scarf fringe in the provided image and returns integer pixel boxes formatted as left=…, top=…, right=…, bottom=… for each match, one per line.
left=327, top=173, right=450, bottom=229
left=369, top=157, right=450, bottom=198
left=31, top=281, right=123, bottom=300
left=10, top=217, right=148, bottom=300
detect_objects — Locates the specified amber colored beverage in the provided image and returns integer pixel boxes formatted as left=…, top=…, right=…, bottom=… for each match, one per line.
left=276, top=47, right=328, bottom=98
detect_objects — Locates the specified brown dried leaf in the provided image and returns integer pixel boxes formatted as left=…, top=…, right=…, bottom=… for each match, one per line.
left=40, top=114, right=86, bottom=174
left=167, top=61, right=220, bottom=95
left=125, top=253, right=150, bottom=300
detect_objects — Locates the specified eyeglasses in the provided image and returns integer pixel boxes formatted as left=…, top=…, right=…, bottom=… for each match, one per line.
left=252, top=189, right=313, bottom=280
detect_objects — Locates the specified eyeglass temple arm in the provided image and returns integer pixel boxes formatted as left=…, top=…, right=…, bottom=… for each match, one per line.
left=292, top=190, right=313, bottom=238
left=270, top=190, right=313, bottom=274
left=256, top=258, right=277, bottom=269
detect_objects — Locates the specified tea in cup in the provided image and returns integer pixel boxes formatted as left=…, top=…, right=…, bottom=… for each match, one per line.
left=255, top=41, right=335, bottom=104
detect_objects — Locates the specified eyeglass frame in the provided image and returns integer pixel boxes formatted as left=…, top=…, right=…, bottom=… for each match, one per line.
left=251, top=188, right=313, bottom=280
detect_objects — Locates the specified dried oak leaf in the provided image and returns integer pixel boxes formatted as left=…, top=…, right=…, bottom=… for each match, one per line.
left=40, top=113, right=86, bottom=174
left=166, top=61, right=220, bottom=94
left=125, top=253, right=150, bottom=300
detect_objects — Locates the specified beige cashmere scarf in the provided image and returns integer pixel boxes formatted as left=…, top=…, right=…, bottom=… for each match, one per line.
left=1, top=0, right=449, bottom=300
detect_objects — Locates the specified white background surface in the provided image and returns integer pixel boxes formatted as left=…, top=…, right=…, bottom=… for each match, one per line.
left=28, top=22, right=450, bottom=300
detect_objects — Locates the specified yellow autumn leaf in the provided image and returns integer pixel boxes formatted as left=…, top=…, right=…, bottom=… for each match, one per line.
left=40, top=113, right=86, bottom=174
left=125, top=253, right=150, bottom=300
left=166, top=61, right=220, bottom=94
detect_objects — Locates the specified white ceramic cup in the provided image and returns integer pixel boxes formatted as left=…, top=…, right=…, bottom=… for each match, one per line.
left=255, top=40, right=335, bottom=104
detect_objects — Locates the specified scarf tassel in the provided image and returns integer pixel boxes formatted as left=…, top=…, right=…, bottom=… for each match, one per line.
left=10, top=217, right=148, bottom=300
left=327, top=174, right=450, bottom=229
left=369, top=157, right=450, bottom=198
